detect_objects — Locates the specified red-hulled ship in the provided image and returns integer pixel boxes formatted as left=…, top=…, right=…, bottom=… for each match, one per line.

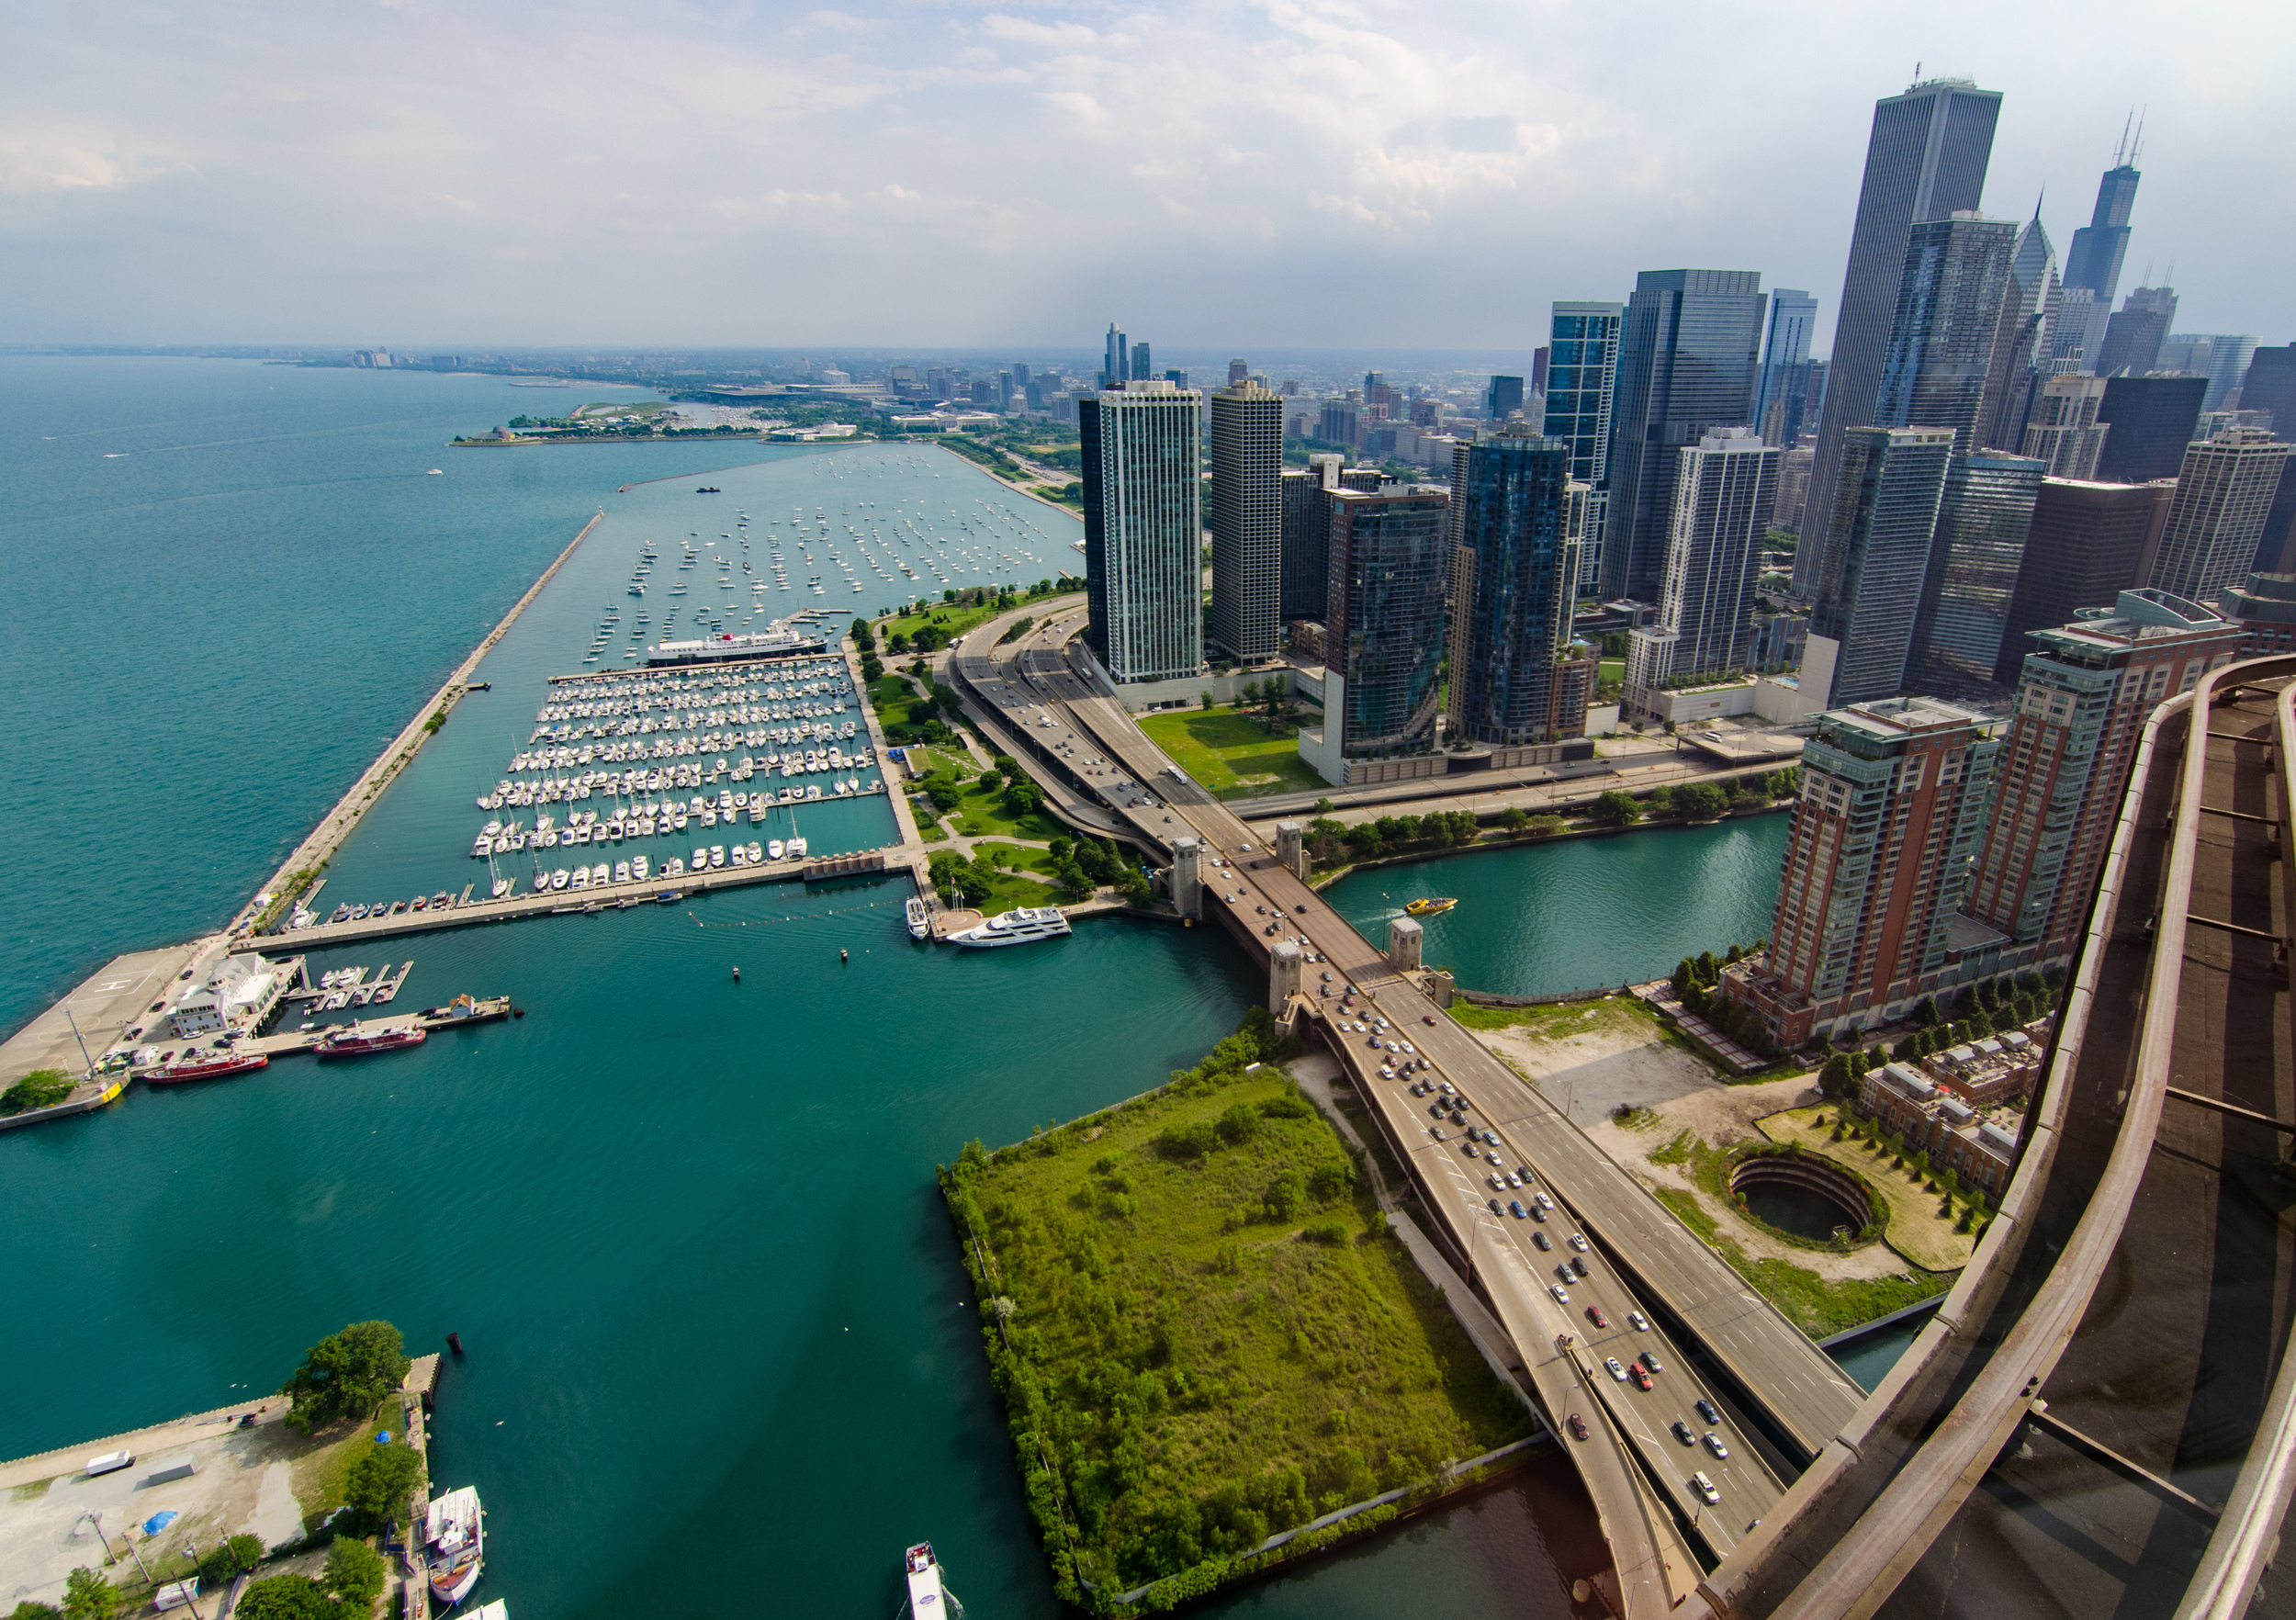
left=315, top=1026, right=428, bottom=1059
left=144, top=1052, right=270, bottom=1086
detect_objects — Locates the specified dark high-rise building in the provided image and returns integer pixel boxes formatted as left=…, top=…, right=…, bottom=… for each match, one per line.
left=1279, top=460, right=1338, bottom=624
left=1208, top=381, right=1284, bottom=662
left=1906, top=452, right=2045, bottom=692
left=1796, top=77, right=2002, bottom=598
left=1991, top=478, right=2174, bottom=682
left=1448, top=429, right=1580, bottom=745
left=1600, top=269, right=1768, bottom=603
left=1102, top=323, right=1128, bottom=388
left=1874, top=213, right=2020, bottom=453
left=1542, top=301, right=1625, bottom=594
left=2094, top=286, right=2177, bottom=378
left=2235, top=343, right=2296, bottom=429
left=2096, top=374, right=2208, bottom=483
left=1808, top=424, right=1957, bottom=704
left=1228, top=358, right=1249, bottom=387
left=1131, top=341, right=1152, bottom=383
left=2061, top=129, right=2143, bottom=362
left=1301, top=489, right=1450, bottom=782
left=1530, top=347, right=1550, bottom=399
left=1486, top=375, right=1525, bottom=421
left=1079, top=380, right=1203, bottom=684
left=1754, top=289, right=1819, bottom=449
left=1318, top=398, right=1360, bottom=449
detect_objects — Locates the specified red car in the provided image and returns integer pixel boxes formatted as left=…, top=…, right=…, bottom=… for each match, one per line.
left=1567, top=1413, right=1591, bottom=1441
left=1586, top=1305, right=1610, bottom=1329
left=1629, top=1365, right=1654, bottom=1391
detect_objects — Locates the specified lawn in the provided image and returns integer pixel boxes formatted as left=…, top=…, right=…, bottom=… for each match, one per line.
left=948, top=776, right=1068, bottom=841
left=942, top=1020, right=1529, bottom=1603
left=870, top=673, right=939, bottom=735
left=1758, top=1107, right=1982, bottom=1272
left=1648, top=1187, right=1951, bottom=1340
left=1138, top=705, right=1329, bottom=798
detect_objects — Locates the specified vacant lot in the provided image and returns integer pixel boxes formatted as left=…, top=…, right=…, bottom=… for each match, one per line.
left=1452, top=996, right=1718, bottom=1124
left=1139, top=706, right=1329, bottom=798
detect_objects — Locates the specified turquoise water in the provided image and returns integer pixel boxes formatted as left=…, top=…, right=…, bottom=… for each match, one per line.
left=1, top=360, right=1605, bottom=1620
left=1325, top=817, right=1793, bottom=996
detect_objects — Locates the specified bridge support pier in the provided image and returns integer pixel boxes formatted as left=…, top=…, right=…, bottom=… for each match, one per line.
left=1270, top=940, right=1303, bottom=1014
left=1170, top=837, right=1201, bottom=919
left=1388, top=915, right=1424, bottom=972
left=1276, top=820, right=1308, bottom=880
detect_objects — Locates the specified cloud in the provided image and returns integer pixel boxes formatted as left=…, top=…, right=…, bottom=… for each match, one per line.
left=0, top=136, right=171, bottom=196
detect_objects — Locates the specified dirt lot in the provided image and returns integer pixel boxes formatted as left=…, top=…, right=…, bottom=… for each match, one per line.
left=1460, top=996, right=1724, bottom=1124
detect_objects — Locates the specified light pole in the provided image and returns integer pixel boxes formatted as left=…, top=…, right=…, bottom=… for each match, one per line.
left=175, top=1536, right=207, bottom=1620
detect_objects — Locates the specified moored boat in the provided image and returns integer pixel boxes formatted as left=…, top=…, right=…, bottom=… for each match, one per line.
left=424, top=1485, right=485, bottom=1606
left=145, top=1051, right=270, bottom=1086
left=315, top=1026, right=428, bottom=1059
left=946, top=907, right=1071, bottom=949
left=905, top=896, right=930, bottom=940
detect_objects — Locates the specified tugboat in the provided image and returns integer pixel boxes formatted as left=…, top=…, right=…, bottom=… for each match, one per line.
left=1403, top=896, right=1458, bottom=917
left=424, top=1485, right=485, bottom=1606
left=315, top=1025, right=428, bottom=1060
left=144, top=1050, right=270, bottom=1086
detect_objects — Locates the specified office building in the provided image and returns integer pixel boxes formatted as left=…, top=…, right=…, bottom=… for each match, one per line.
left=1725, top=696, right=2002, bottom=1047
left=2059, top=136, right=2142, bottom=364
left=2020, top=374, right=2110, bottom=479
left=1078, top=380, right=1204, bottom=684
left=1486, top=375, right=1525, bottom=421
left=1102, top=323, right=1128, bottom=388
left=1963, top=589, right=2239, bottom=963
left=1531, top=347, right=1551, bottom=399
left=2237, top=343, right=2296, bottom=428
left=1624, top=429, right=1778, bottom=718
left=1130, top=341, right=1153, bottom=383
left=1318, top=398, right=1360, bottom=449
left=1774, top=446, right=1816, bottom=532
left=2223, top=572, right=2296, bottom=658
left=1906, top=452, right=2046, bottom=691
left=2093, top=286, right=2177, bottom=378
left=1208, top=381, right=1284, bottom=662
left=1754, top=290, right=1820, bottom=450
left=2144, top=429, right=2296, bottom=606
left=1797, top=77, right=2003, bottom=598
left=1601, top=269, right=1768, bottom=603
left=1976, top=208, right=2062, bottom=454
left=1449, top=429, right=1581, bottom=744
left=1279, top=457, right=1341, bottom=624
left=1874, top=212, right=2020, bottom=452
left=2200, top=336, right=2259, bottom=412
left=1543, top=301, right=1625, bottom=594
left=1991, top=477, right=2173, bottom=682
left=1807, top=425, right=1957, bottom=705
left=1228, top=358, right=1249, bottom=387
left=1298, top=489, right=1450, bottom=782
left=2095, top=374, right=2208, bottom=483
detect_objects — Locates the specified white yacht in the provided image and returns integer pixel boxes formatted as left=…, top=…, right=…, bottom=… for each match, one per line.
left=424, top=1485, right=485, bottom=1607
left=947, top=907, right=1072, bottom=949
left=906, top=896, right=931, bottom=940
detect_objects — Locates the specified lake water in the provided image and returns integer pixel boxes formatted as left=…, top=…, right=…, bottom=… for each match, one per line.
left=1323, top=817, right=1793, bottom=997
left=1, top=359, right=1605, bottom=1620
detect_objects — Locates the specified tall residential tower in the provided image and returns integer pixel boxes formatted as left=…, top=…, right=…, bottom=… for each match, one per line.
left=1079, top=380, right=1204, bottom=684
left=1208, top=380, right=1284, bottom=661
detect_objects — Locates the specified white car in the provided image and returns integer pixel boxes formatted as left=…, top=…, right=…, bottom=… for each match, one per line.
left=1569, top=1234, right=1591, bottom=1253
left=1549, top=1285, right=1570, bottom=1304
left=1604, top=1357, right=1628, bottom=1382
left=1628, top=1311, right=1651, bottom=1333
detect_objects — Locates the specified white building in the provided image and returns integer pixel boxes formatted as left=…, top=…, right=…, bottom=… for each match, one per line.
left=1080, top=380, right=1204, bottom=684
left=169, top=954, right=287, bottom=1037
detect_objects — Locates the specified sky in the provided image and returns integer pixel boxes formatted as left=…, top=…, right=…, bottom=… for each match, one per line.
left=4, top=0, right=2290, bottom=354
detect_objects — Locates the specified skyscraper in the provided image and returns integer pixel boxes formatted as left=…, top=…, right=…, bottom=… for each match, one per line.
left=1874, top=212, right=2020, bottom=452
left=1542, top=301, right=1625, bottom=594
left=1806, top=424, right=1957, bottom=705
left=1485, top=375, right=1525, bottom=421
left=2236, top=343, right=2296, bottom=428
left=1102, top=323, right=1128, bottom=388
left=1601, top=269, right=1768, bottom=603
left=2020, top=374, right=2110, bottom=479
left=1131, top=341, right=1153, bottom=383
left=1208, top=380, right=1284, bottom=662
left=1299, top=489, right=1451, bottom=784
left=1905, top=451, right=2045, bottom=692
left=1990, top=478, right=2174, bottom=682
left=2201, top=336, right=2259, bottom=412
left=1624, top=428, right=1779, bottom=719
left=2095, top=374, right=2209, bottom=483
left=1725, top=696, right=2002, bottom=1047
left=1795, top=77, right=2002, bottom=598
left=2144, top=429, right=2296, bottom=605
left=1754, top=289, right=1820, bottom=450
left=2093, top=285, right=2177, bottom=378
left=1977, top=208, right=2062, bottom=454
left=1278, top=458, right=1339, bottom=624
left=1448, top=429, right=1581, bottom=744
left=1228, top=358, right=1250, bottom=387
left=1962, top=588, right=2237, bottom=965
left=1079, top=380, right=1204, bottom=684
left=2060, top=131, right=2142, bottom=363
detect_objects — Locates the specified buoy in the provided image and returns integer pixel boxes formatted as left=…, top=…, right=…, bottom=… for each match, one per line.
left=447, top=1333, right=465, bottom=1356
left=512, top=1005, right=524, bottom=1018
left=732, top=966, right=741, bottom=982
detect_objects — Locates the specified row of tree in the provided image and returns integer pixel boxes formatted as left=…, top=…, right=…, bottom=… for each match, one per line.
left=1301, top=809, right=1480, bottom=865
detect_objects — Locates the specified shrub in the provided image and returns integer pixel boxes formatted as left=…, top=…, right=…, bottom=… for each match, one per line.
left=232, top=1576, right=332, bottom=1620
left=60, top=1570, right=117, bottom=1620
left=197, top=1536, right=266, bottom=1587
left=1157, top=1121, right=1219, bottom=1160
left=1, top=1069, right=73, bottom=1115
left=1302, top=1221, right=1350, bottom=1246
left=324, top=1540, right=388, bottom=1607
left=1215, top=1103, right=1259, bottom=1145
left=1264, top=1167, right=1306, bottom=1221
left=279, top=1322, right=409, bottom=1434
left=341, top=1440, right=426, bottom=1527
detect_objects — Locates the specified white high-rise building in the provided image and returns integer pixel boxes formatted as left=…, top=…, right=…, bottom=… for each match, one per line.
left=1080, top=380, right=1205, bottom=684
left=1625, top=429, right=1779, bottom=719
left=2144, top=428, right=2296, bottom=607
left=2020, top=374, right=2110, bottom=480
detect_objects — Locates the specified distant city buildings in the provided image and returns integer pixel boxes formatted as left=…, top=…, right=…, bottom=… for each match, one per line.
left=1079, top=379, right=1204, bottom=684
left=1209, top=380, right=1284, bottom=662
left=1754, top=290, right=1820, bottom=450
left=1625, top=428, right=1778, bottom=718
left=2060, top=140, right=2141, bottom=365
left=1485, top=375, right=1525, bottom=421
left=2093, top=285, right=2178, bottom=378
left=2020, top=374, right=2110, bottom=480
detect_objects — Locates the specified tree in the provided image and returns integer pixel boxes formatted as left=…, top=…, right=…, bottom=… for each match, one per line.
left=1592, top=790, right=1641, bottom=827
left=60, top=1572, right=116, bottom=1620
left=11, top=1603, right=63, bottom=1620
left=279, top=1321, right=411, bottom=1434
left=342, top=1440, right=426, bottom=1526
left=2, top=1068, right=73, bottom=1115
left=324, top=1539, right=388, bottom=1608
left=1006, top=779, right=1045, bottom=816
left=232, top=1577, right=332, bottom=1620
left=1200, top=691, right=1215, bottom=710
left=1499, top=806, right=1530, bottom=831
left=1676, top=782, right=1727, bottom=820
left=977, top=771, right=1003, bottom=794
left=1215, top=1102, right=1259, bottom=1145
left=198, top=1536, right=266, bottom=1588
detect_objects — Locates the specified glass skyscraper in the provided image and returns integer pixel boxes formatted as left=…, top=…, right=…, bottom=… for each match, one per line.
left=1541, top=301, right=1623, bottom=595
left=1873, top=212, right=2020, bottom=453
left=1808, top=424, right=1956, bottom=704
left=1625, top=429, right=1779, bottom=718
left=1448, top=431, right=1579, bottom=745
left=1079, top=380, right=1204, bottom=684
left=1323, top=490, right=1450, bottom=761
left=1905, top=452, right=2046, bottom=692
left=1208, top=381, right=1284, bottom=661
left=1753, top=290, right=1819, bottom=449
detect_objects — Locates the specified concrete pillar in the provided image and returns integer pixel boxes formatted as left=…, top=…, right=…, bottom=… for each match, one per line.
left=1276, top=820, right=1308, bottom=880
left=1426, top=969, right=1455, bottom=1007
left=1170, top=837, right=1202, bottom=919
left=1270, top=940, right=1303, bottom=1013
left=1388, top=915, right=1424, bottom=972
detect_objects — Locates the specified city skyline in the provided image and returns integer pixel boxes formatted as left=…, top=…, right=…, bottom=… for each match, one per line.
left=5, top=5, right=2291, bottom=349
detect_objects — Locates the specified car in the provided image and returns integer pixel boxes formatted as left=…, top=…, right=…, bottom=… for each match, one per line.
left=1486, top=1153, right=1503, bottom=1166
left=1439, top=1080, right=1457, bottom=1096
left=1530, top=1204, right=1548, bottom=1221
left=1400, top=1042, right=1416, bottom=1054
left=1629, top=1366, right=1653, bottom=1391
left=1488, top=1174, right=1506, bottom=1190
left=1570, top=1257, right=1589, bottom=1278
left=1450, top=1111, right=1467, bottom=1128
left=1629, top=1311, right=1651, bottom=1333
left=1639, top=1351, right=1663, bottom=1375
left=1430, top=1126, right=1446, bottom=1141
left=1586, top=1305, right=1609, bottom=1329
left=1604, top=1357, right=1627, bottom=1381
left=1296, top=903, right=1309, bottom=914
left=1489, top=1198, right=1504, bottom=1215
left=1550, top=1285, right=1571, bottom=1304
left=1691, top=1471, right=1720, bottom=1505
left=1424, top=1014, right=1436, bottom=1025
left=1505, top=1172, right=1521, bottom=1188
left=1703, top=1431, right=1729, bottom=1458
left=1530, top=1230, right=1552, bottom=1250
left=1567, top=1413, right=1590, bottom=1441
left=1569, top=1233, right=1590, bottom=1253
left=1462, top=1142, right=1481, bottom=1158
left=1694, top=1398, right=1721, bottom=1425
left=1255, top=904, right=1266, bottom=914
left=1535, top=1193, right=1555, bottom=1211
left=1510, top=1199, right=1527, bottom=1219
left=1671, top=1420, right=1695, bottom=1446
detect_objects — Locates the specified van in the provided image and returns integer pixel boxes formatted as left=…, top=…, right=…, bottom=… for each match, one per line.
left=1691, top=1471, right=1720, bottom=1505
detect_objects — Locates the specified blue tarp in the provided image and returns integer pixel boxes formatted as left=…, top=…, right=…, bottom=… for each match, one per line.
left=141, top=1510, right=179, bottom=1537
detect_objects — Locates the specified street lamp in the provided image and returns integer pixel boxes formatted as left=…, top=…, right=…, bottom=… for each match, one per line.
left=174, top=1536, right=206, bottom=1620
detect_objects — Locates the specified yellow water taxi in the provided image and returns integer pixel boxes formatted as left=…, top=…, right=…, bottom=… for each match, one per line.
left=1404, top=897, right=1458, bottom=917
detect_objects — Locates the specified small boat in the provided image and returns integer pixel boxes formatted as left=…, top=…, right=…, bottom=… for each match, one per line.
left=315, top=1026, right=428, bottom=1059
left=1404, top=896, right=1458, bottom=917
left=424, top=1485, right=485, bottom=1606
left=906, top=896, right=930, bottom=940
left=904, top=1542, right=957, bottom=1619
left=144, top=1051, right=269, bottom=1086
left=426, top=467, right=444, bottom=476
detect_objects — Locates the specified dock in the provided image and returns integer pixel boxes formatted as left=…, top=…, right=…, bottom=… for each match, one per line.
left=241, top=996, right=512, bottom=1060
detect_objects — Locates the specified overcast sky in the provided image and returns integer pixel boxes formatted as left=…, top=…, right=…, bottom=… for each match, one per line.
left=5, top=0, right=2289, bottom=354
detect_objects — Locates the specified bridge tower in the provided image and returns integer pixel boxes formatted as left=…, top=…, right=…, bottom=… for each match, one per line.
left=1269, top=939, right=1303, bottom=1013
left=1169, top=837, right=1202, bottom=918
left=1275, top=820, right=1308, bottom=880
left=1387, top=915, right=1424, bottom=971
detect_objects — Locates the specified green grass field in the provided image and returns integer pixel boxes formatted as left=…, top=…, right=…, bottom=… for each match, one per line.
left=1138, top=705, right=1329, bottom=798
left=943, top=1033, right=1528, bottom=1598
